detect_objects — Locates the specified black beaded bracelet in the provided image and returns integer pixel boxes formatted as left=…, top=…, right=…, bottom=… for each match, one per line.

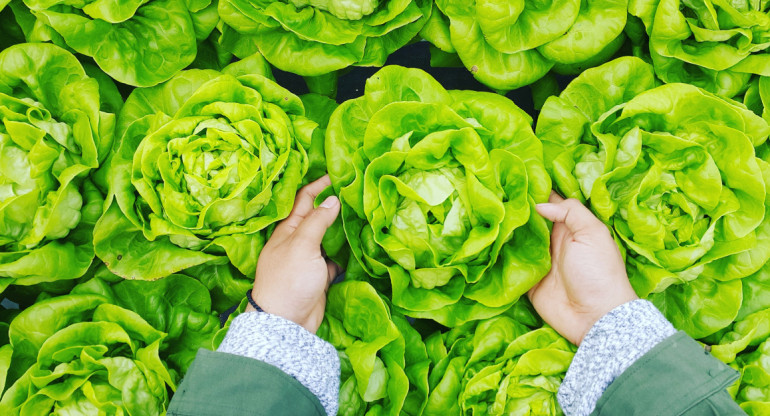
left=246, top=289, right=264, bottom=312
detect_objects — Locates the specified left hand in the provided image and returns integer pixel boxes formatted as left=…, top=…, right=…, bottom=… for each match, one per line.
left=249, top=175, right=342, bottom=333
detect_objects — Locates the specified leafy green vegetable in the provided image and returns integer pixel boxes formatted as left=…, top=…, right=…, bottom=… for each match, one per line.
left=326, top=65, right=551, bottom=326
left=318, top=280, right=430, bottom=416
left=423, top=314, right=574, bottom=415
left=93, top=53, right=319, bottom=309
left=538, top=56, right=770, bottom=339
left=17, top=0, right=219, bottom=87
left=712, top=308, right=770, bottom=364
left=0, top=294, right=175, bottom=414
left=217, top=0, right=431, bottom=77
left=734, top=338, right=770, bottom=415
left=0, top=43, right=118, bottom=293
left=711, top=308, right=770, bottom=414
left=70, top=264, right=221, bottom=376
left=421, top=0, right=628, bottom=91
left=300, top=93, right=339, bottom=182
left=629, top=0, right=770, bottom=98
left=0, top=4, right=24, bottom=51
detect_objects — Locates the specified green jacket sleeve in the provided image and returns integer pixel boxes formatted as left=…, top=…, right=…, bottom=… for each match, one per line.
left=167, top=349, right=326, bottom=416
left=592, top=332, right=745, bottom=415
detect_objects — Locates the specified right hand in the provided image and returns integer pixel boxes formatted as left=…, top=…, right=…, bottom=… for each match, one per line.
left=528, top=192, right=639, bottom=345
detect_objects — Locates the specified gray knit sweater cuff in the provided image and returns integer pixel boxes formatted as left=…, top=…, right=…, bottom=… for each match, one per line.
left=217, top=312, right=340, bottom=416
left=557, top=299, right=676, bottom=416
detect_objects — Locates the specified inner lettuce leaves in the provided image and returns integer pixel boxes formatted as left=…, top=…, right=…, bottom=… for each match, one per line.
left=538, top=56, right=770, bottom=339
left=217, top=0, right=431, bottom=78
left=325, top=65, right=552, bottom=326
left=0, top=43, right=118, bottom=294
left=317, top=280, right=430, bottom=416
left=423, top=312, right=575, bottom=415
left=0, top=294, right=176, bottom=415
left=15, top=0, right=218, bottom=87
left=421, top=0, right=628, bottom=92
left=93, top=53, right=321, bottom=310
left=629, top=0, right=770, bottom=98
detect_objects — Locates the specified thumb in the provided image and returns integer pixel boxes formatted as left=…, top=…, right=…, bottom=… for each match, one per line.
left=536, top=198, right=605, bottom=235
left=292, top=196, right=341, bottom=250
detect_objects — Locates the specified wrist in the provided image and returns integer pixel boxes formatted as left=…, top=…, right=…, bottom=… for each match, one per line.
left=576, top=293, right=639, bottom=345
left=252, top=289, right=316, bottom=333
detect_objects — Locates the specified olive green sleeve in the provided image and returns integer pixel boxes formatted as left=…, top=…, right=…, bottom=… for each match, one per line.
left=167, top=349, right=326, bottom=416
left=591, top=331, right=745, bottom=416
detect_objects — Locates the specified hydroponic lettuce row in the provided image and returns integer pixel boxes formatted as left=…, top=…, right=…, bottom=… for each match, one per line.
left=325, top=65, right=552, bottom=326
left=2, top=0, right=770, bottom=414
left=539, top=56, right=770, bottom=339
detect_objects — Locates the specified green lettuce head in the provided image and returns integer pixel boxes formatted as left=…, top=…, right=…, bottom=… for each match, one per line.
left=0, top=294, right=175, bottom=414
left=629, top=0, right=770, bottom=98
left=70, top=264, right=222, bottom=377
left=16, top=0, right=218, bottom=87
left=217, top=0, right=431, bottom=77
left=423, top=315, right=575, bottom=415
left=421, top=0, right=628, bottom=92
left=94, top=54, right=317, bottom=309
left=326, top=66, right=551, bottom=326
left=318, top=280, right=430, bottom=416
left=710, top=308, right=770, bottom=415
left=734, top=338, right=770, bottom=415
left=0, top=43, right=118, bottom=293
left=538, top=56, right=770, bottom=339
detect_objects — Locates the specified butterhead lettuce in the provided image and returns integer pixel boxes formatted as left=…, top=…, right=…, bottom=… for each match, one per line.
left=629, top=0, right=770, bottom=98
left=93, top=54, right=317, bottom=309
left=0, top=294, right=175, bottom=414
left=539, top=56, right=770, bottom=339
left=711, top=308, right=770, bottom=414
left=318, top=280, right=430, bottom=416
left=70, top=264, right=222, bottom=376
left=16, top=0, right=218, bottom=87
left=0, top=43, right=117, bottom=293
left=421, top=0, right=628, bottom=91
left=423, top=314, right=574, bottom=415
left=218, top=0, right=431, bottom=78
left=326, top=65, right=551, bottom=326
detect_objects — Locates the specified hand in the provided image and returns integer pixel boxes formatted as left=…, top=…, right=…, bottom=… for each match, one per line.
left=528, top=193, right=638, bottom=345
left=250, top=175, right=342, bottom=333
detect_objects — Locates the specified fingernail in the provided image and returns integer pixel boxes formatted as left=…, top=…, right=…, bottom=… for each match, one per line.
left=320, top=196, right=339, bottom=209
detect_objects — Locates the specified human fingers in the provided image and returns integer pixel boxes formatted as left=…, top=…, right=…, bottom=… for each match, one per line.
left=292, top=195, right=341, bottom=252
left=548, top=191, right=565, bottom=204
left=536, top=198, right=605, bottom=236
left=273, top=175, right=333, bottom=237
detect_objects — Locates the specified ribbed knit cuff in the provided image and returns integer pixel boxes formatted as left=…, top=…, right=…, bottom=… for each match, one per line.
left=557, top=299, right=677, bottom=416
left=217, top=312, right=340, bottom=416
